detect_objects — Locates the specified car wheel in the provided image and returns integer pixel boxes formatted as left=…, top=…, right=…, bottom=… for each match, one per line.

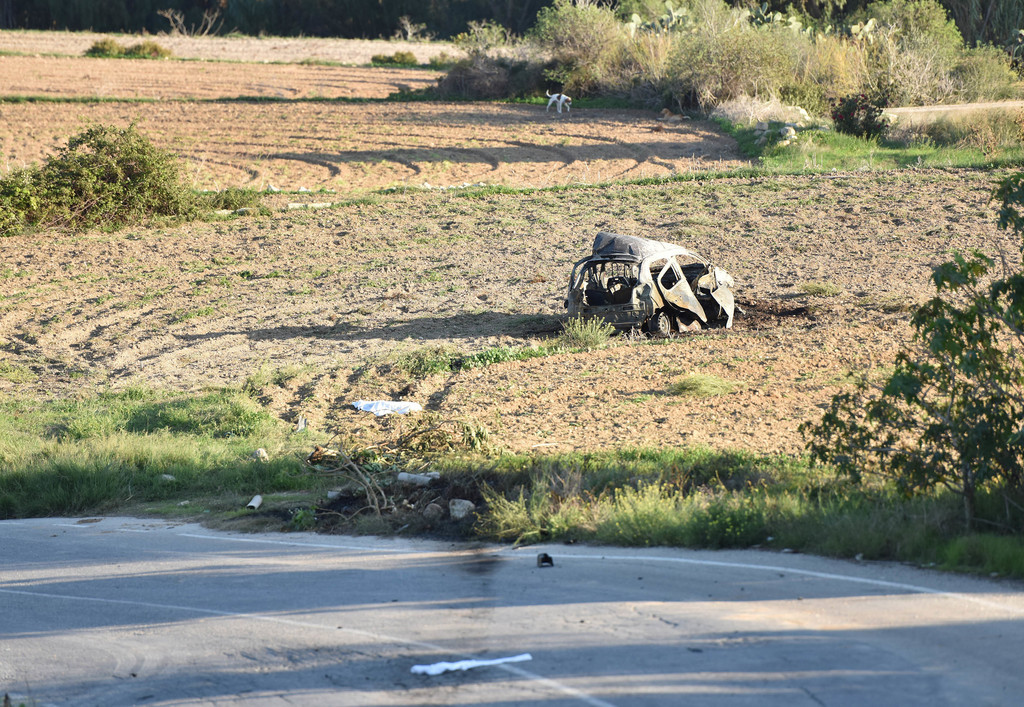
left=646, top=310, right=672, bottom=338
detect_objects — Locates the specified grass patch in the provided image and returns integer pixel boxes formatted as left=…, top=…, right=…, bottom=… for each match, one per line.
left=392, top=344, right=462, bottom=378
left=0, top=387, right=320, bottom=519
left=669, top=374, right=738, bottom=397
left=0, top=361, right=35, bottom=383
left=171, top=305, right=215, bottom=323
left=460, top=344, right=551, bottom=370
left=718, top=118, right=1024, bottom=172
left=558, top=316, right=616, bottom=350
left=388, top=327, right=618, bottom=382
left=199, top=187, right=264, bottom=211
left=800, top=281, right=842, bottom=297
left=370, top=50, right=418, bottom=67
left=941, top=534, right=1024, bottom=578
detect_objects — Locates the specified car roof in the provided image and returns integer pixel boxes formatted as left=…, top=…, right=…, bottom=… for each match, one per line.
left=587, top=231, right=705, bottom=264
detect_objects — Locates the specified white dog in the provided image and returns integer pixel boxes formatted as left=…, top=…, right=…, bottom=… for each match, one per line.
left=545, top=90, right=572, bottom=114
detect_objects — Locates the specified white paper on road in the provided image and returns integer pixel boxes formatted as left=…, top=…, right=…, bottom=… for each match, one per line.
left=352, top=400, right=423, bottom=416
left=411, top=653, right=533, bottom=676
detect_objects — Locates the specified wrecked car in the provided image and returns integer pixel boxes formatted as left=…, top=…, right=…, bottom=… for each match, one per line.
left=565, top=231, right=736, bottom=336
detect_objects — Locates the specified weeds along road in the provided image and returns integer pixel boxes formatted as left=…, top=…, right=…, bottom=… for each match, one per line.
left=3, top=517, right=1024, bottom=706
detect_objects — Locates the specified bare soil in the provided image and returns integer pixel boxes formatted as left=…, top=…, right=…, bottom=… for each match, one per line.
left=0, top=54, right=443, bottom=100
left=2, top=170, right=1012, bottom=458
left=0, top=29, right=456, bottom=64
left=0, top=35, right=1017, bottom=460
left=0, top=100, right=745, bottom=192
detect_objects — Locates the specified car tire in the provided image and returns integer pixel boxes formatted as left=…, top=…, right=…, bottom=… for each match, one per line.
left=646, top=310, right=672, bottom=338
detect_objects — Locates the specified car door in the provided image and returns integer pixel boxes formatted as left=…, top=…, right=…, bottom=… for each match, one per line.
left=652, top=256, right=707, bottom=322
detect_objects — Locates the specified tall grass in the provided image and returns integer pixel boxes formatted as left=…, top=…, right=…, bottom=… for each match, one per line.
left=463, top=447, right=1023, bottom=577
left=3, top=388, right=1021, bottom=578
left=0, top=387, right=316, bottom=518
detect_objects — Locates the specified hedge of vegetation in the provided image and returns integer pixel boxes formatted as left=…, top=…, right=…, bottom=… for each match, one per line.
left=436, top=0, right=1021, bottom=117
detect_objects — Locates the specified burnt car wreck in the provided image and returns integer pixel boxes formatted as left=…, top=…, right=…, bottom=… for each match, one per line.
left=565, top=232, right=736, bottom=336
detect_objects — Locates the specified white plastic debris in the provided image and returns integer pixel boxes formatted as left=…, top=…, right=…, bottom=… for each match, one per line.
left=247, top=495, right=263, bottom=510
left=286, top=201, right=332, bottom=210
left=397, top=471, right=440, bottom=486
left=411, top=653, right=532, bottom=676
left=352, top=400, right=423, bottom=416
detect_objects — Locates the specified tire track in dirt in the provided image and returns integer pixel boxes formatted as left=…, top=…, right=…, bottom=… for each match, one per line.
left=0, top=101, right=747, bottom=192
left=267, top=153, right=343, bottom=178
left=0, top=55, right=443, bottom=100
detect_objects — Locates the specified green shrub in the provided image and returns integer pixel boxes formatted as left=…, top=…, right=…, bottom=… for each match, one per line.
left=865, top=0, right=963, bottom=65
left=529, top=0, right=627, bottom=94
left=84, top=38, right=171, bottom=59
left=437, top=55, right=547, bottom=100
left=0, top=123, right=199, bottom=235
left=830, top=93, right=889, bottom=139
left=558, top=316, right=616, bottom=350
left=949, top=45, right=1021, bottom=103
left=371, top=50, right=418, bottom=66
left=459, top=345, right=550, bottom=370
left=668, top=10, right=803, bottom=110
left=84, top=38, right=125, bottom=57
left=0, top=167, right=36, bottom=236
left=124, top=40, right=173, bottom=59
left=428, top=51, right=460, bottom=69
left=802, top=171, right=1024, bottom=529
left=452, top=20, right=511, bottom=59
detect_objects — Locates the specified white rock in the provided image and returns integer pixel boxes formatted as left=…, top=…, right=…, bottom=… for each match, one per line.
left=449, top=499, right=476, bottom=520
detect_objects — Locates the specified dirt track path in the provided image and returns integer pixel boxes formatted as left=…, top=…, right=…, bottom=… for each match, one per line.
left=888, top=100, right=1024, bottom=125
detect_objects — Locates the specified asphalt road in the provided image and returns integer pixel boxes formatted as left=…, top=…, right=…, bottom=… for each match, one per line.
left=2, top=517, right=1023, bottom=706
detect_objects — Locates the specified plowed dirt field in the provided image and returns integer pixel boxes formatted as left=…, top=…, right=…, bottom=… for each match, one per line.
left=0, top=32, right=1017, bottom=457
left=0, top=54, right=443, bottom=100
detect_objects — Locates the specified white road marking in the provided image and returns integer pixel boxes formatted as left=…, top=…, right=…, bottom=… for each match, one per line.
left=537, top=551, right=1024, bottom=615
left=161, top=527, right=1023, bottom=616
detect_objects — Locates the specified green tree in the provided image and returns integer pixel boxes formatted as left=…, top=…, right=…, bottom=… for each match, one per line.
left=802, top=172, right=1024, bottom=529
